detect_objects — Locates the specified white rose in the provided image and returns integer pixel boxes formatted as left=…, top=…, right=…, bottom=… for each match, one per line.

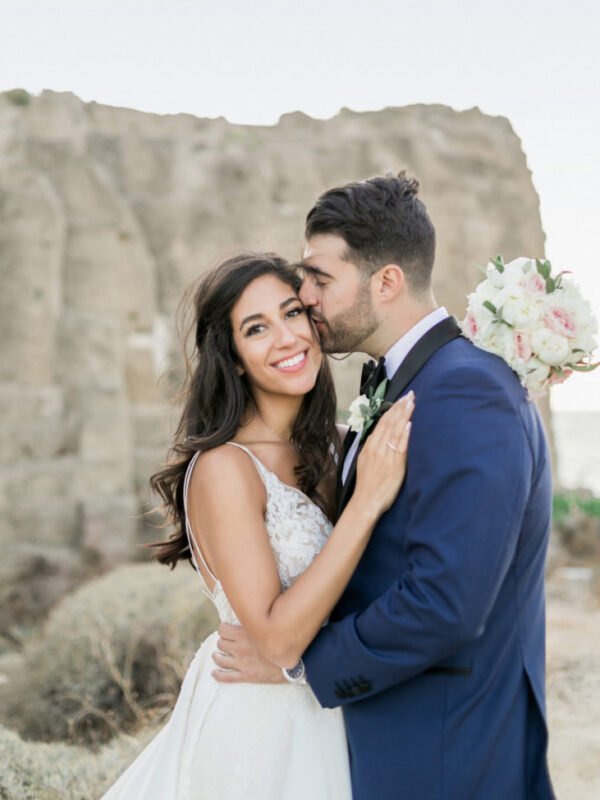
left=554, top=279, right=582, bottom=307
left=503, top=257, right=536, bottom=285
left=530, top=327, right=570, bottom=366
left=347, top=394, right=368, bottom=433
left=470, top=279, right=499, bottom=305
left=480, top=321, right=516, bottom=364
left=497, top=284, right=542, bottom=328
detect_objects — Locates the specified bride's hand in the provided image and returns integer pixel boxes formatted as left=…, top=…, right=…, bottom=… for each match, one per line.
left=354, top=391, right=414, bottom=517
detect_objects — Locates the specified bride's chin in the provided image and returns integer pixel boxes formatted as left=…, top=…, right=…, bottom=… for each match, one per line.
left=269, top=375, right=319, bottom=397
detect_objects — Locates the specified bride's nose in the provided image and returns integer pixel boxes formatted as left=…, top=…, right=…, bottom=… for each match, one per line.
left=273, top=321, right=297, bottom=348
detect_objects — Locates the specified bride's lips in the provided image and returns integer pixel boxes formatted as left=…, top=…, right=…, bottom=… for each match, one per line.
left=272, top=350, right=309, bottom=373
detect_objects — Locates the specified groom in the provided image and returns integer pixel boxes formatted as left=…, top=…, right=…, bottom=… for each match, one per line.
left=214, top=173, right=555, bottom=799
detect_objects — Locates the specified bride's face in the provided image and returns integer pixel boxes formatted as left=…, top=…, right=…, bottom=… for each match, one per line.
left=230, top=274, right=322, bottom=398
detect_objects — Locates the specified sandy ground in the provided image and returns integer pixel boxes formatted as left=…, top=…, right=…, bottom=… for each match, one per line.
left=546, top=567, right=600, bottom=798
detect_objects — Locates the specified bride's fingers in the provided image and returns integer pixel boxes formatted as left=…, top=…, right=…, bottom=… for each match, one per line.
left=393, top=420, right=412, bottom=455
left=369, top=392, right=414, bottom=450
left=387, top=399, right=414, bottom=450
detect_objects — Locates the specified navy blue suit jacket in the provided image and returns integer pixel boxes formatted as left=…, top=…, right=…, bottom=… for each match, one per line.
left=304, top=326, right=555, bottom=799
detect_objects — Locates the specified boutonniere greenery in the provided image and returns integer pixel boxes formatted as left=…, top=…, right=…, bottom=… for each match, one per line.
left=347, top=379, right=392, bottom=442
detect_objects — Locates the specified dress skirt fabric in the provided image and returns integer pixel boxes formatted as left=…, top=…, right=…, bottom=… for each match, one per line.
left=102, top=632, right=351, bottom=800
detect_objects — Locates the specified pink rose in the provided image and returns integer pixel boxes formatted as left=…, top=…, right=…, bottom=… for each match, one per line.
left=463, top=312, right=478, bottom=338
left=514, top=331, right=532, bottom=361
left=521, top=272, right=546, bottom=294
left=544, top=308, right=577, bottom=339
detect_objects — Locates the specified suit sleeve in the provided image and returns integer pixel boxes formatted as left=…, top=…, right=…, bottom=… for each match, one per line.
left=303, top=365, right=534, bottom=707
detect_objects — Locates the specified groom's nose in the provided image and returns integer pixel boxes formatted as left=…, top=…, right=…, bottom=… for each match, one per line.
left=299, top=276, right=319, bottom=308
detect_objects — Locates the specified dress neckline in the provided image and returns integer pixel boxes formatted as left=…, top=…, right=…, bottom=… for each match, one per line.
left=226, top=441, right=330, bottom=519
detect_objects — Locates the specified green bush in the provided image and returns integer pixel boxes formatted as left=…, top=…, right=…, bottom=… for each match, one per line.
left=553, top=493, right=600, bottom=524
left=3, top=563, right=218, bottom=746
left=5, top=88, right=31, bottom=106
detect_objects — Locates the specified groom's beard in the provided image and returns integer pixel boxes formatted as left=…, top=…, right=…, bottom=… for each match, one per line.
left=313, top=282, right=379, bottom=354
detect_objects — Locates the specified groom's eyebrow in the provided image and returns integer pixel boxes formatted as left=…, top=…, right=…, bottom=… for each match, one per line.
left=300, top=264, right=333, bottom=279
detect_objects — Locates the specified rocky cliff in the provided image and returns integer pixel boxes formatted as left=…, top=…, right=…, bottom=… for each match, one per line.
left=0, top=89, right=548, bottom=630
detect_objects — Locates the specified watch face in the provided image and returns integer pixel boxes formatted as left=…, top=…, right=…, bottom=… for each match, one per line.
left=286, top=661, right=305, bottom=680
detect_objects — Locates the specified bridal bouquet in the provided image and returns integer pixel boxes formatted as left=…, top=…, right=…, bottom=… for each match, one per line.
left=462, top=256, right=598, bottom=396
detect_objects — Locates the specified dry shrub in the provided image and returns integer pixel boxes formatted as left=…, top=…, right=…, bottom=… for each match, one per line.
left=3, top=562, right=218, bottom=746
left=0, top=721, right=157, bottom=799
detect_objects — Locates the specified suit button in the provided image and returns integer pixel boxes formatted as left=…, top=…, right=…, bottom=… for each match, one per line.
left=350, top=685, right=362, bottom=696
left=335, top=689, right=347, bottom=699
left=358, top=681, right=371, bottom=692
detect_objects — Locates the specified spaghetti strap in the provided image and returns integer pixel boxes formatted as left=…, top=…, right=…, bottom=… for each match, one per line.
left=183, top=451, right=218, bottom=586
left=224, top=441, right=269, bottom=487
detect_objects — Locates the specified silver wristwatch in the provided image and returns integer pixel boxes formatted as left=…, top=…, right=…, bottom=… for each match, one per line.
left=282, top=658, right=306, bottom=684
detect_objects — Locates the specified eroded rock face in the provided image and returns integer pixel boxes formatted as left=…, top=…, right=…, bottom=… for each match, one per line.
left=0, top=90, right=550, bottom=627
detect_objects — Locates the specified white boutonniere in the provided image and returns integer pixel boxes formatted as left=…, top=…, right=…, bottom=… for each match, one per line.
left=347, top=379, right=392, bottom=441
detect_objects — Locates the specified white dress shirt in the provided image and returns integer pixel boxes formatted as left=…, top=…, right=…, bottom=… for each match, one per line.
left=342, top=306, right=449, bottom=484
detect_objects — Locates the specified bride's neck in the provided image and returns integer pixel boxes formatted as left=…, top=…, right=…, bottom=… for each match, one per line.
left=244, top=394, right=302, bottom=443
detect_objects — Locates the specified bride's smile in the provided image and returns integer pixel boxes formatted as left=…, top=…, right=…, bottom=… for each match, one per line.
left=271, top=350, right=308, bottom=371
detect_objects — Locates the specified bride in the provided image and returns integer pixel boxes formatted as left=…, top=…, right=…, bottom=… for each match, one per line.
left=101, top=251, right=413, bottom=799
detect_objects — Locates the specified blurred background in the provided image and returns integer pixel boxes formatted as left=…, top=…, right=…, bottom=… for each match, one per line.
left=0, top=1, right=598, bottom=797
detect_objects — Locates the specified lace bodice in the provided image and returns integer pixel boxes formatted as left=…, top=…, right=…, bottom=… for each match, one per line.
left=183, top=443, right=333, bottom=624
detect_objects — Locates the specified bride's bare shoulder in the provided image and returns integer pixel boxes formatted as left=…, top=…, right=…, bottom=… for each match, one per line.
left=190, top=444, right=264, bottom=495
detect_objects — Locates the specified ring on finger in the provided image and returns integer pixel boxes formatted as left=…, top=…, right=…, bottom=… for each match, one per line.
left=386, top=441, right=400, bottom=452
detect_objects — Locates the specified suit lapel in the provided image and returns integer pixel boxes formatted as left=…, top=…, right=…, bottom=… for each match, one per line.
left=336, top=316, right=462, bottom=518
left=336, top=426, right=358, bottom=501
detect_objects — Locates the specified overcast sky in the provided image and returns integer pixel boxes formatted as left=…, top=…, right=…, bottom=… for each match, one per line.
left=2, top=0, right=598, bottom=410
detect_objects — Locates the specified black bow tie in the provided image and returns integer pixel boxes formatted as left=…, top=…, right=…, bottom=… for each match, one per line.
left=360, top=356, right=386, bottom=393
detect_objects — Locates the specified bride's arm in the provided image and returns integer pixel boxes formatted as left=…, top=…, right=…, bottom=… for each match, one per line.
left=187, top=396, right=412, bottom=669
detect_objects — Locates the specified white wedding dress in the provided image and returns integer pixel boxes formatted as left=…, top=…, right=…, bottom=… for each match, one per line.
left=102, top=442, right=352, bottom=800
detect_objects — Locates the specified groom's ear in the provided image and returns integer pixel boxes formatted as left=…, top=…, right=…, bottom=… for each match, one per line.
left=375, top=264, right=406, bottom=301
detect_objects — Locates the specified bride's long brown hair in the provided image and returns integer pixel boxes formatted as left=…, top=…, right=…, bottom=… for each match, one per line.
left=149, top=252, right=339, bottom=568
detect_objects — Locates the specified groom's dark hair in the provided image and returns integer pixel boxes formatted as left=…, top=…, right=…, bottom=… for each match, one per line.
left=305, top=171, right=435, bottom=294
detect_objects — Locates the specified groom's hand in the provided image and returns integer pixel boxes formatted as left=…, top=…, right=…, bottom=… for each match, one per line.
left=211, top=623, right=285, bottom=684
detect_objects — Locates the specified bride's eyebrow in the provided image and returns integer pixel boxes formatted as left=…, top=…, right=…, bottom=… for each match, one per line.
left=239, top=297, right=299, bottom=330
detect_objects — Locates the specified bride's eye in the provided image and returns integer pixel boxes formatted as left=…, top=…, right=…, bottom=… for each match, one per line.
left=286, top=306, right=306, bottom=319
left=245, top=323, right=266, bottom=336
